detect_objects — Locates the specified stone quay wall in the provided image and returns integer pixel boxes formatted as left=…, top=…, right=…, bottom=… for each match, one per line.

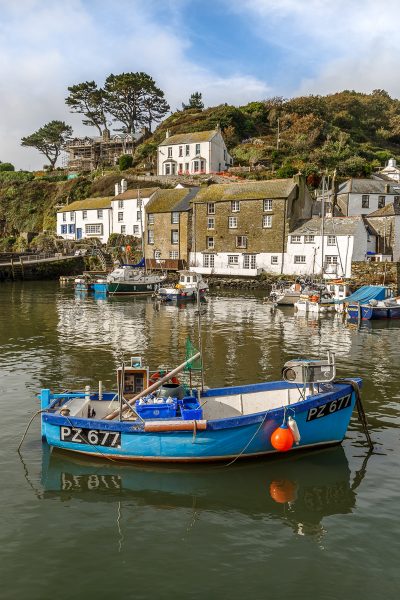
left=350, top=261, right=400, bottom=293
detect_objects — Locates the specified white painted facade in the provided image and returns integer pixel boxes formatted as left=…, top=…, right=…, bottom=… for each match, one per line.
left=111, top=184, right=157, bottom=238
left=344, top=192, right=398, bottom=216
left=57, top=206, right=112, bottom=244
left=378, top=158, right=400, bottom=182
left=157, top=128, right=232, bottom=176
left=190, top=251, right=283, bottom=277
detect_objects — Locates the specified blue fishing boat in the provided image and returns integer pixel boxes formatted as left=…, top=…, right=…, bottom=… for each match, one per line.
left=343, top=285, right=400, bottom=320
left=38, top=351, right=369, bottom=462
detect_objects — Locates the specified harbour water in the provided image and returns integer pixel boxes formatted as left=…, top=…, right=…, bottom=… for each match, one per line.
left=0, top=281, right=399, bottom=599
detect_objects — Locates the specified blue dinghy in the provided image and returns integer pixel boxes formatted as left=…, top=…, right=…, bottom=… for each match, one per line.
left=343, top=285, right=400, bottom=320
left=39, top=351, right=366, bottom=463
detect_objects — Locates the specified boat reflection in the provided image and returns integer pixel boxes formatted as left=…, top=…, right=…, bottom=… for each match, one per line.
left=40, top=445, right=369, bottom=539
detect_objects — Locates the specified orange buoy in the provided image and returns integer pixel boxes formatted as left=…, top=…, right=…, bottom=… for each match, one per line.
left=269, top=479, right=297, bottom=504
left=270, top=424, right=294, bottom=452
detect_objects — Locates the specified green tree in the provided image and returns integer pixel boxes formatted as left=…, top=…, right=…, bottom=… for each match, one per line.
left=119, top=154, right=133, bottom=170
left=65, top=81, right=107, bottom=135
left=104, top=72, right=169, bottom=134
left=0, top=162, right=15, bottom=171
left=21, top=121, right=73, bottom=169
left=182, top=92, right=204, bottom=110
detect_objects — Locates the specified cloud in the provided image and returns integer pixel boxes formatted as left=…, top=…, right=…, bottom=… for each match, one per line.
left=0, top=0, right=270, bottom=170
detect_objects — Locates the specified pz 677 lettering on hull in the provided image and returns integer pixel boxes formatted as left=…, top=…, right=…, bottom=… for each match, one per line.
left=307, top=394, right=352, bottom=422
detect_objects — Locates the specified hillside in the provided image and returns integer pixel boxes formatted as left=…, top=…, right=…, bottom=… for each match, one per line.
left=134, top=89, right=400, bottom=178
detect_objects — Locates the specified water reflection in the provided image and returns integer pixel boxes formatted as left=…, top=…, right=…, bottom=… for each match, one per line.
left=39, top=444, right=370, bottom=542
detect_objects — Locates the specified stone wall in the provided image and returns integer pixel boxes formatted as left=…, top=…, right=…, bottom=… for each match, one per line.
left=350, top=261, right=400, bottom=293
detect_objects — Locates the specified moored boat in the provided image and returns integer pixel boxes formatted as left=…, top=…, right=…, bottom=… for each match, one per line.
left=39, top=351, right=365, bottom=462
left=343, top=285, right=400, bottom=320
left=105, top=264, right=167, bottom=295
left=157, top=270, right=208, bottom=302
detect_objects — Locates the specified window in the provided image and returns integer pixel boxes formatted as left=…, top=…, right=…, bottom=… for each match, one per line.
left=327, top=235, right=336, bottom=246
left=118, top=212, right=123, bottom=222
left=224, top=149, right=227, bottom=161
left=168, top=147, right=172, bottom=158
left=263, top=215, right=272, bottom=228
left=154, top=250, right=161, bottom=260
left=61, top=224, right=67, bottom=234
left=165, top=164, right=171, bottom=175
left=62, top=213, right=66, bottom=222
left=169, top=251, right=179, bottom=259
left=195, top=143, right=201, bottom=155
left=178, top=163, right=183, bottom=173
left=207, top=217, right=215, bottom=229
left=207, top=203, right=215, bottom=215
left=148, top=213, right=154, bottom=225
left=263, top=199, right=273, bottom=212
left=325, top=255, right=338, bottom=264
left=271, top=256, right=279, bottom=264
left=236, top=236, right=247, bottom=249
left=228, top=255, right=239, bottom=265
left=171, top=212, right=179, bottom=224
left=133, top=225, right=139, bottom=235
left=97, top=209, right=103, bottom=219
left=171, top=230, right=179, bottom=244
left=231, top=201, right=240, bottom=212
left=118, top=200, right=124, bottom=209
left=179, top=146, right=183, bottom=157
left=395, top=195, right=400, bottom=202
left=70, top=212, right=74, bottom=221
left=185, top=162, right=189, bottom=172
left=68, top=224, right=75, bottom=234
left=243, top=254, right=256, bottom=269
left=185, top=145, right=190, bottom=156
left=228, top=216, right=237, bottom=229
left=203, top=253, right=215, bottom=268
left=362, top=195, right=370, bottom=208
left=304, top=235, right=315, bottom=243
left=294, top=255, right=306, bottom=264
left=148, top=230, right=154, bottom=244
left=290, top=235, right=301, bottom=243
left=207, top=236, right=215, bottom=249
left=120, top=225, right=126, bottom=234
left=85, top=224, right=103, bottom=235
left=378, top=195, right=386, bottom=208
left=137, top=211, right=141, bottom=221
left=82, top=210, right=87, bottom=220
left=193, top=160, right=199, bottom=172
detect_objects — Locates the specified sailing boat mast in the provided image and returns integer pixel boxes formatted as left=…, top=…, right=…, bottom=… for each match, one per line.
left=321, top=176, right=326, bottom=277
left=138, top=187, right=147, bottom=273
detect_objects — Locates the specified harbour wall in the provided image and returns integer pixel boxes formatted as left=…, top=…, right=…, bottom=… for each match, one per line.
left=350, top=261, right=400, bottom=293
left=0, top=256, right=85, bottom=282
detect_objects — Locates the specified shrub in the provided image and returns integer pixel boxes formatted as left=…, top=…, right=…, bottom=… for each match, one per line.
left=119, top=154, right=134, bottom=171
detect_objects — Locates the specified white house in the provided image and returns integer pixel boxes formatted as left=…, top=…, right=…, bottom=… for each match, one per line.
left=57, top=197, right=113, bottom=244
left=284, top=216, right=376, bottom=279
left=336, top=178, right=400, bottom=216
left=111, top=180, right=159, bottom=238
left=377, top=158, right=400, bottom=183
left=157, top=125, right=232, bottom=176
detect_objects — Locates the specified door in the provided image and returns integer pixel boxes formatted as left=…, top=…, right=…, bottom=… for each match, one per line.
left=76, top=228, right=82, bottom=240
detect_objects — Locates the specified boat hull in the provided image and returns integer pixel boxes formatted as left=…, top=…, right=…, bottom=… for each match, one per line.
left=347, top=304, right=400, bottom=320
left=107, top=281, right=159, bottom=295
left=41, top=382, right=358, bottom=462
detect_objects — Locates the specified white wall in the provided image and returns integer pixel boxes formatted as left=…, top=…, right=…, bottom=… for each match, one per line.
left=111, top=197, right=150, bottom=238
left=189, top=251, right=282, bottom=276
left=157, top=132, right=232, bottom=176
left=346, top=193, right=396, bottom=216
left=57, top=208, right=112, bottom=244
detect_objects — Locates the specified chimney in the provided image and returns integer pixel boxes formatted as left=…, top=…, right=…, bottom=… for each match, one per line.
left=385, top=183, right=390, bottom=193
left=102, top=128, right=110, bottom=141
left=121, top=178, right=128, bottom=193
left=115, top=182, right=121, bottom=196
left=215, top=122, right=221, bottom=132
left=165, top=129, right=170, bottom=139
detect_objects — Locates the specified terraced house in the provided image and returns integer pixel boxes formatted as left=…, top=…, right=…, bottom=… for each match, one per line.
left=144, top=187, right=200, bottom=270
left=56, top=197, right=113, bottom=244
left=189, top=176, right=313, bottom=276
left=157, top=125, right=232, bottom=176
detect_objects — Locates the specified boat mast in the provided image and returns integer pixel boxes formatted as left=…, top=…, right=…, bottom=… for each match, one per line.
left=321, top=175, right=326, bottom=278
left=138, top=187, right=147, bottom=273
left=196, top=285, right=205, bottom=392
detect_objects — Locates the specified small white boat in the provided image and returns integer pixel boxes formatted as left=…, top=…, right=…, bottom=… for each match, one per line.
left=157, top=271, right=208, bottom=302
left=295, top=290, right=335, bottom=314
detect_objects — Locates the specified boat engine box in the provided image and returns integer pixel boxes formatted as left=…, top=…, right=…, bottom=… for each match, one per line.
left=135, top=396, right=178, bottom=419
left=179, top=397, right=203, bottom=420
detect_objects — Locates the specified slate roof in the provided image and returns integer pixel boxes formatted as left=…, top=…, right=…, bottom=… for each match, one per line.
left=113, top=188, right=159, bottom=201
left=159, top=130, right=217, bottom=146
left=146, top=187, right=200, bottom=213
left=59, top=197, right=112, bottom=212
left=368, top=201, right=400, bottom=217
left=193, top=179, right=296, bottom=203
left=337, top=178, right=400, bottom=195
left=291, top=216, right=364, bottom=236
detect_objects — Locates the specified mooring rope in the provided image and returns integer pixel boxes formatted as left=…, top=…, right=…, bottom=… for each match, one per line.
left=334, top=378, right=374, bottom=450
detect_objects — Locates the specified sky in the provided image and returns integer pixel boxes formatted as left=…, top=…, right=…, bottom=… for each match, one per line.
left=1, top=0, right=400, bottom=170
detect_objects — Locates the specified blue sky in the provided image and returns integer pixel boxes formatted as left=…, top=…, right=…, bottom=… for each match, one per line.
left=1, top=0, right=399, bottom=170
